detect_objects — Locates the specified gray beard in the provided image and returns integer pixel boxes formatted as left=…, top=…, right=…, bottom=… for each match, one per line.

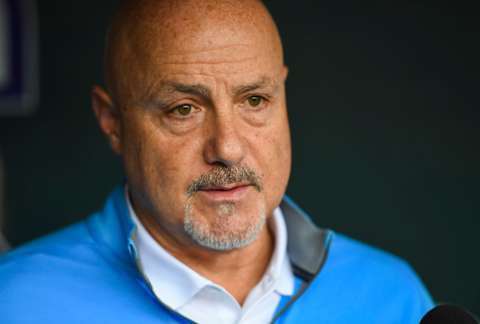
left=183, top=200, right=266, bottom=251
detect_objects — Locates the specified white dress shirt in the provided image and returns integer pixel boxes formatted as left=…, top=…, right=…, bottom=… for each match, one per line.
left=127, top=192, right=295, bottom=324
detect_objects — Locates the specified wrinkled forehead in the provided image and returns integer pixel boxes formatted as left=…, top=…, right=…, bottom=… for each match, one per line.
left=105, top=0, right=284, bottom=104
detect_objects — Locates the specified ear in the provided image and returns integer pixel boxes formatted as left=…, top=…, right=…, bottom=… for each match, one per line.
left=281, top=65, right=289, bottom=82
left=91, top=86, right=123, bottom=154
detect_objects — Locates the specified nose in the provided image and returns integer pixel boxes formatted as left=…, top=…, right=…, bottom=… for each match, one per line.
left=203, top=111, right=246, bottom=167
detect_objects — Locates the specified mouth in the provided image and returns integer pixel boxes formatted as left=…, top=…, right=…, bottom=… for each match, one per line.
left=197, top=183, right=252, bottom=201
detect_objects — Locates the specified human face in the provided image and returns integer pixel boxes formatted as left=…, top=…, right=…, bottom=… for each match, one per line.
left=109, top=19, right=291, bottom=251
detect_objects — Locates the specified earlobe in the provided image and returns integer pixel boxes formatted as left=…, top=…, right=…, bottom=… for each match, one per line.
left=91, top=85, right=123, bottom=154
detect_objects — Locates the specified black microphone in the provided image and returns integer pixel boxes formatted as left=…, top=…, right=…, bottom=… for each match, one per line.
left=420, top=304, right=479, bottom=324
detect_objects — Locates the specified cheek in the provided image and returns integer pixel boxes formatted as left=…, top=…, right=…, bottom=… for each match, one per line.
left=122, top=115, right=199, bottom=212
left=251, top=115, right=291, bottom=209
left=271, top=124, right=292, bottom=199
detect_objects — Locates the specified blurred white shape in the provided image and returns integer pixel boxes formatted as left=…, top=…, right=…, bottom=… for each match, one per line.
left=0, top=0, right=10, bottom=89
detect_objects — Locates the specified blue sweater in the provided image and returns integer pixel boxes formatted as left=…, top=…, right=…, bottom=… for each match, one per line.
left=0, top=187, right=433, bottom=323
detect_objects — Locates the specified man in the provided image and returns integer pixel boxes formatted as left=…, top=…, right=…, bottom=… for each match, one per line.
left=0, top=0, right=434, bottom=323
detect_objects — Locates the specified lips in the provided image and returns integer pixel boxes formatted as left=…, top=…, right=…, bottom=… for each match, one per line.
left=198, top=183, right=252, bottom=201
left=200, top=183, right=250, bottom=191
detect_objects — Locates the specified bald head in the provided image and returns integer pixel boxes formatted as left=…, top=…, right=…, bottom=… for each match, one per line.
left=104, top=0, right=284, bottom=105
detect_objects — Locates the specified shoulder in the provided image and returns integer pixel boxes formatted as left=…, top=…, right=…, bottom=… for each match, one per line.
left=0, top=219, right=104, bottom=287
left=329, top=232, right=413, bottom=272
left=0, top=218, right=95, bottom=270
left=301, top=232, right=434, bottom=322
left=0, top=219, right=108, bottom=319
left=326, top=232, right=430, bottom=292
left=285, top=231, right=435, bottom=323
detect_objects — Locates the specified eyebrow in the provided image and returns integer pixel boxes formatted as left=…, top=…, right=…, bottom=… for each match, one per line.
left=143, top=76, right=278, bottom=107
left=231, top=77, right=277, bottom=96
left=162, top=82, right=211, bottom=98
left=140, top=81, right=212, bottom=108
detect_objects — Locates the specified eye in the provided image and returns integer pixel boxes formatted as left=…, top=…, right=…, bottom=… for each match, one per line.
left=247, top=95, right=263, bottom=107
left=172, top=104, right=193, bottom=116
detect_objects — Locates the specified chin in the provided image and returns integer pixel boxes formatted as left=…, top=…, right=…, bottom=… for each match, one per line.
left=183, top=194, right=267, bottom=251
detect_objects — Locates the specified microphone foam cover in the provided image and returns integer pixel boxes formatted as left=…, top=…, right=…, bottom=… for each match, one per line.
left=420, top=304, right=478, bottom=324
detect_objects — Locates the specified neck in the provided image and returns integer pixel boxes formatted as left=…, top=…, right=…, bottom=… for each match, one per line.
left=136, top=207, right=275, bottom=305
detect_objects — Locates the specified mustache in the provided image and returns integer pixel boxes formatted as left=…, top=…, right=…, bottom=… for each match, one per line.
left=186, top=165, right=263, bottom=196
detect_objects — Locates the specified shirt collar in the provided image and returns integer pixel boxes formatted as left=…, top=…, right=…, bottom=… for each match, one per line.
left=127, top=190, right=209, bottom=309
left=266, top=207, right=295, bottom=296
left=125, top=188, right=294, bottom=310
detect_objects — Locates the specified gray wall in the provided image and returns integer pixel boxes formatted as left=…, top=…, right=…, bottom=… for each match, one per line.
left=0, top=0, right=478, bottom=314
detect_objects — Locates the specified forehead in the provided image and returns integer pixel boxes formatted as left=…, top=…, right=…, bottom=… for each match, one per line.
left=136, top=54, right=284, bottom=108
left=127, top=37, right=283, bottom=104
left=141, top=18, right=280, bottom=68
left=109, top=0, right=284, bottom=104
left=151, top=44, right=279, bottom=77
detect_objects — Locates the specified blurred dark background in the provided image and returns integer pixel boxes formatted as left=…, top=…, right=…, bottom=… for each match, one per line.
left=0, top=0, right=478, bottom=314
